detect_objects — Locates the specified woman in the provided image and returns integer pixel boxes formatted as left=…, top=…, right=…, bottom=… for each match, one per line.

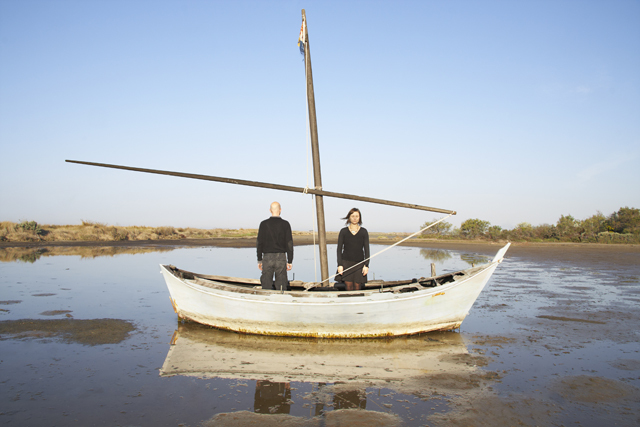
left=337, top=208, right=370, bottom=291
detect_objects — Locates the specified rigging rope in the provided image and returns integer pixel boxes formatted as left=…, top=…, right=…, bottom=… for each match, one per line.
left=303, top=213, right=454, bottom=290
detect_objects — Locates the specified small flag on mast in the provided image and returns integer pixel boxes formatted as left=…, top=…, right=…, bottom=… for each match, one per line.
left=297, top=19, right=306, bottom=56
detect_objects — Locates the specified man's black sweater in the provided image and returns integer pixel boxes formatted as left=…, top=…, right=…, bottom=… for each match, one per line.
left=256, top=216, right=294, bottom=263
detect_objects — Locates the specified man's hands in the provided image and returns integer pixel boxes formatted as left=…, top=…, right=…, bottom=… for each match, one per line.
left=259, top=262, right=293, bottom=271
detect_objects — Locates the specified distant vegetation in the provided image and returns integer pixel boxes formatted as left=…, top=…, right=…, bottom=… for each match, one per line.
left=2, top=207, right=639, bottom=245
left=0, top=220, right=260, bottom=243
left=419, top=207, right=640, bottom=244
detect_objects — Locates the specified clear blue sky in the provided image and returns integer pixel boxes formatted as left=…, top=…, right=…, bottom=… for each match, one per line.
left=1, top=0, right=639, bottom=232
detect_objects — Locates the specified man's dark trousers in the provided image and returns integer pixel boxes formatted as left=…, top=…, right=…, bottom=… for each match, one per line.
left=260, top=253, right=288, bottom=290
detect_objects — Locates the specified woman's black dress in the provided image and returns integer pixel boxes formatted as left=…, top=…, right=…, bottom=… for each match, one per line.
left=336, top=227, right=370, bottom=284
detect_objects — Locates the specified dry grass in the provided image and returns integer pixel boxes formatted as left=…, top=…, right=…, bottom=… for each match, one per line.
left=0, top=221, right=399, bottom=245
left=0, top=221, right=260, bottom=243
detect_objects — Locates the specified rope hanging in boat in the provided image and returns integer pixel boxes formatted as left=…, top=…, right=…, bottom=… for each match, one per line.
left=303, top=214, right=454, bottom=291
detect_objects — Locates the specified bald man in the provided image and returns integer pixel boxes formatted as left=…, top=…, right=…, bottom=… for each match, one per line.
left=257, top=201, right=293, bottom=290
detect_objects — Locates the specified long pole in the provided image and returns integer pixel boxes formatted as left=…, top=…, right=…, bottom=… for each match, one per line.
left=65, top=160, right=457, bottom=215
left=302, top=9, right=329, bottom=282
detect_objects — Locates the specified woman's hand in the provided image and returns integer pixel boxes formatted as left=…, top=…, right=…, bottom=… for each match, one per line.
left=337, top=266, right=343, bottom=274
left=362, top=266, right=369, bottom=275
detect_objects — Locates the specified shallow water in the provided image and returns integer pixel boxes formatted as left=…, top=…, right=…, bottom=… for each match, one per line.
left=1, top=244, right=638, bottom=426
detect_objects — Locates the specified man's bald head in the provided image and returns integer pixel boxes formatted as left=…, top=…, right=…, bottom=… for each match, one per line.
left=270, top=202, right=282, bottom=216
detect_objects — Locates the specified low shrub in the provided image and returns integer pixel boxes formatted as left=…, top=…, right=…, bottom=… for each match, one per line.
left=155, top=226, right=176, bottom=238
left=17, top=221, right=44, bottom=236
left=109, top=227, right=129, bottom=241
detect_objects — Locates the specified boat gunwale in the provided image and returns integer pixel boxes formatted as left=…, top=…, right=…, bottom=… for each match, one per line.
left=160, top=261, right=498, bottom=306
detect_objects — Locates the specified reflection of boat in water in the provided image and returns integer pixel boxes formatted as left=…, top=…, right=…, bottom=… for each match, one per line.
left=160, top=323, right=476, bottom=391
left=161, top=324, right=494, bottom=426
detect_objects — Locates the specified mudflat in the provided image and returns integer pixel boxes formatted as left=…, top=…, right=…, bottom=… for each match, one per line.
left=1, top=238, right=638, bottom=426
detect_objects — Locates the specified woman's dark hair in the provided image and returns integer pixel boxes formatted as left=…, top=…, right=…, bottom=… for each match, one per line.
left=342, top=208, right=362, bottom=226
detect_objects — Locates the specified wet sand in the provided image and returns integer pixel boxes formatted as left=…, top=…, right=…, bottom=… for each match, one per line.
left=0, top=318, right=135, bottom=345
left=1, top=239, right=639, bottom=425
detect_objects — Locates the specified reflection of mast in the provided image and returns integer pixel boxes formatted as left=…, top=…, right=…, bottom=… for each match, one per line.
left=301, top=9, right=328, bottom=281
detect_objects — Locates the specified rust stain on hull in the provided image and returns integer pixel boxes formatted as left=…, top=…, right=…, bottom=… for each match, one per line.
left=176, top=312, right=462, bottom=339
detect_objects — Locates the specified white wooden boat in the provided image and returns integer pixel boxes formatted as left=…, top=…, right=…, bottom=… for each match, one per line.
left=159, top=243, right=509, bottom=338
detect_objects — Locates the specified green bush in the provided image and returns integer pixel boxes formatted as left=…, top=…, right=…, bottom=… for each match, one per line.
left=606, top=207, right=640, bottom=234
left=486, top=225, right=503, bottom=240
left=418, top=206, right=638, bottom=244
left=420, top=219, right=453, bottom=236
left=17, top=221, right=44, bottom=236
left=460, top=219, right=490, bottom=239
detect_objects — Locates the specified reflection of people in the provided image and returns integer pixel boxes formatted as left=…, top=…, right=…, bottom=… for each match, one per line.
left=257, top=201, right=293, bottom=290
left=333, top=386, right=367, bottom=410
left=254, top=380, right=291, bottom=414
left=337, top=208, right=370, bottom=291
left=314, top=383, right=327, bottom=416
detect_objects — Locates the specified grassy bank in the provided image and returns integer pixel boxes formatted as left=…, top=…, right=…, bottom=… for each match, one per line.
left=3, top=219, right=638, bottom=245
left=1, top=220, right=418, bottom=244
left=0, top=221, right=263, bottom=243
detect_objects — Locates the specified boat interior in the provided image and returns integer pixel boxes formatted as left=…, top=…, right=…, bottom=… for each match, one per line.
left=164, top=264, right=487, bottom=296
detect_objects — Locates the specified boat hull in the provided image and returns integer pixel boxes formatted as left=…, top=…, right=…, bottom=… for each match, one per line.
left=159, top=244, right=509, bottom=338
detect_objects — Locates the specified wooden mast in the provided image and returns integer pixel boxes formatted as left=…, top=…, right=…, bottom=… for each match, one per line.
left=301, top=9, right=329, bottom=282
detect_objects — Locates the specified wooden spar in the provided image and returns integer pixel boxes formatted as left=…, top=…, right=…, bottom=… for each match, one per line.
left=301, top=10, right=329, bottom=281
left=65, top=160, right=457, bottom=215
